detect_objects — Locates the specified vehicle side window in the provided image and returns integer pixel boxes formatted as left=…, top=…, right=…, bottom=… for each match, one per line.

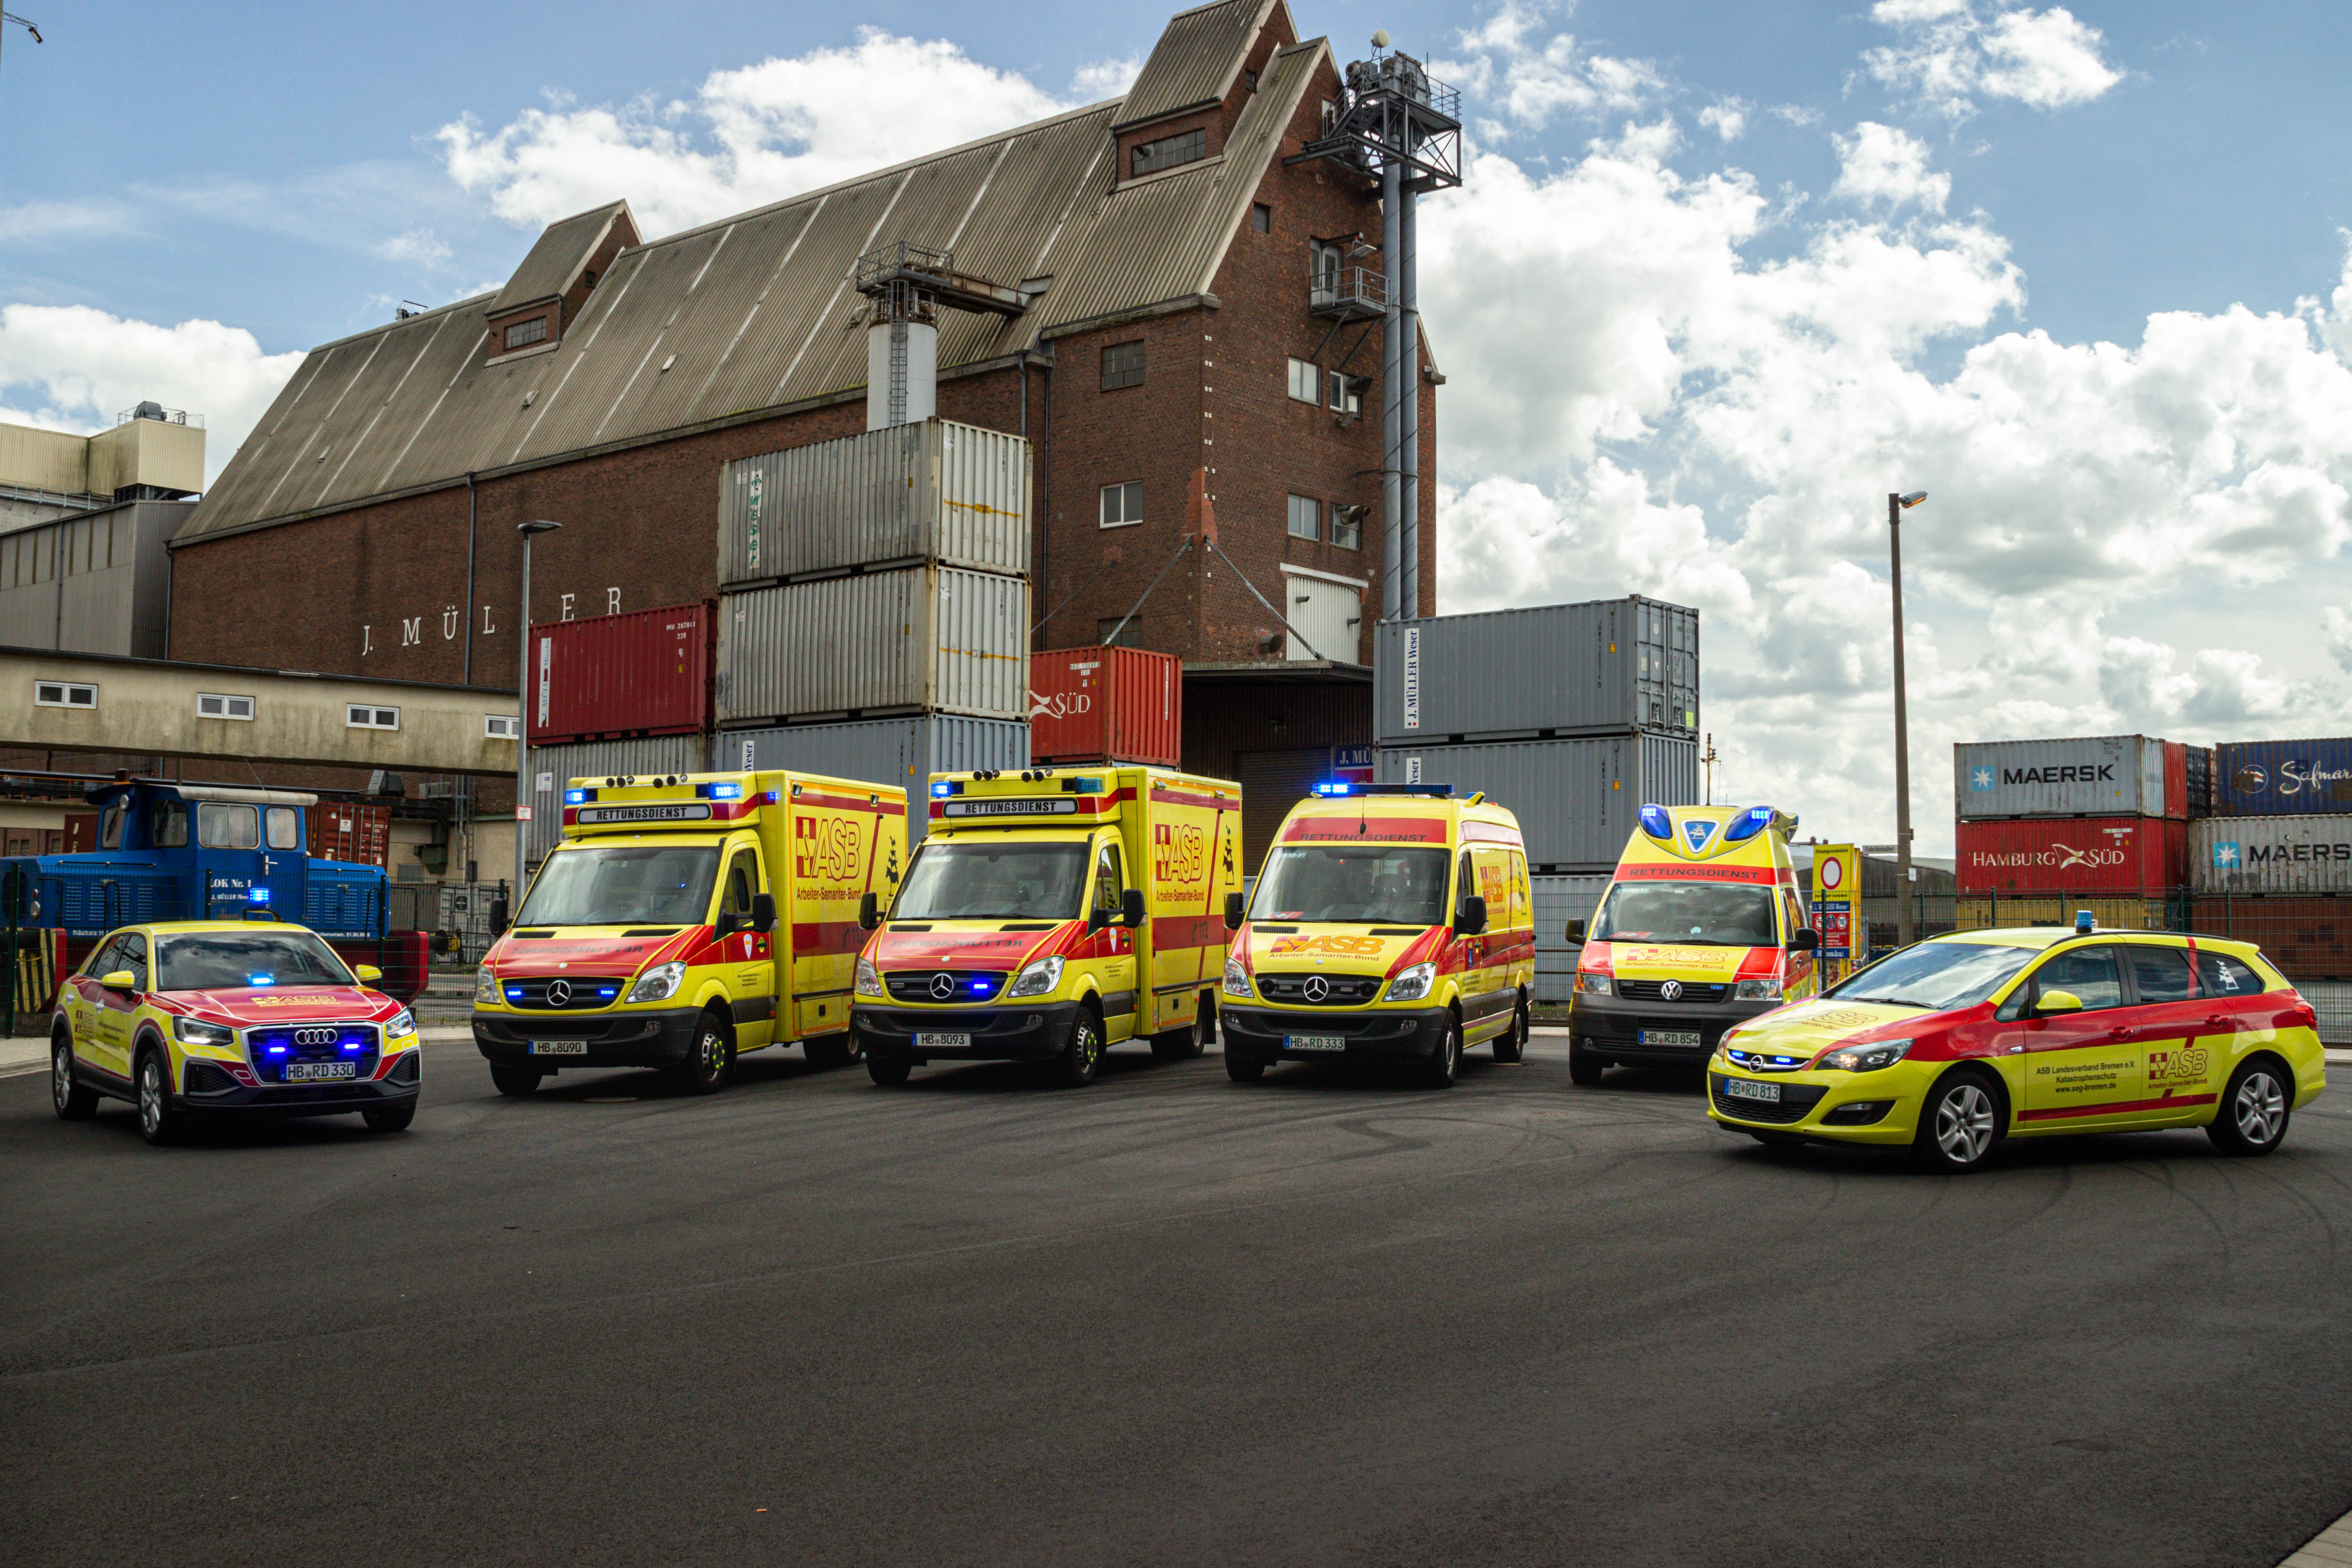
left=1094, top=841, right=1124, bottom=912
left=82, top=935, right=121, bottom=978
left=99, top=802, right=125, bottom=850
left=1456, top=851, right=1475, bottom=914
left=152, top=803, right=188, bottom=848
left=1782, top=892, right=1805, bottom=944
left=2031, top=946, right=2124, bottom=1010
left=1509, top=850, right=1530, bottom=929
left=2125, top=946, right=2195, bottom=1004
left=117, top=932, right=149, bottom=990
left=266, top=807, right=300, bottom=851
left=2195, top=951, right=2267, bottom=999
left=198, top=802, right=261, bottom=850
left=719, top=849, right=758, bottom=916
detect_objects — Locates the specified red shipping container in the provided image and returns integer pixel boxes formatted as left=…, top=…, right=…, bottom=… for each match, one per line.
left=1028, top=646, right=1182, bottom=766
left=530, top=602, right=714, bottom=745
left=2163, top=740, right=2187, bottom=820
left=309, top=802, right=391, bottom=869
left=1956, top=816, right=2188, bottom=894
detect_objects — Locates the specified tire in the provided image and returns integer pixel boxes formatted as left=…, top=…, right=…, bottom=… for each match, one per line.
left=2207, top=1056, right=2293, bottom=1156
left=804, top=1033, right=855, bottom=1070
left=1493, top=991, right=1529, bottom=1063
left=1224, top=1052, right=1266, bottom=1083
left=1056, top=1009, right=1104, bottom=1088
left=51, top=1032, right=98, bottom=1121
left=1419, top=1011, right=1463, bottom=1090
left=1150, top=1001, right=1209, bottom=1062
left=135, top=1045, right=184, bottom=1147
left=1913, top=1070, right=2003, bottom=1173
left=665, top=1015, right=736, bottom=1095
left=865, top=1049, right=912, bottom=1087
left=489, top=1062, right=544, bottom=1098
left=362, top=1099, right=417, bottom=1133
left=1568, top=1036, right=1606, bottom=1087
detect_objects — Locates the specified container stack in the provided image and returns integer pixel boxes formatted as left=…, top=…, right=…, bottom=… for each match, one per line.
left=2190, top=738, right=2352, bottom=983
left=1951, top=735, right=2206, bottom=930
left=523, top=602, right=718, bottom=863
left=1370, top=597, right=1702, bottom=1003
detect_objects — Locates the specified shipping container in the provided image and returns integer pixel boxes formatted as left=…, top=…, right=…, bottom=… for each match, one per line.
left=528, top=602, right=713, bottom=745
left=2192, top=815, right=2352, bottom=893
left=1372, top=597, right=1699, bottom=744
left=718, top=419, right=1030, bottom=587
left=2215, top=738, right=2352, bottom=817
left=524, top=734, right=710, bottom=863
left=1532, top=872, right=1612, bottom=1004
left=1373, top=732, right=1700, bottom=869
left=714, top=568, right=1027, bottom=725
left=1953, top=895, right=2182, bottom=934
left=2184, top=743, right=2215, bottom=817
left=1954, top=815, right=2189, bottom=894
left=2188, top=895, right=2352, bottom=982
left=1953, top=735, right=2174, bottom=820
left=713, top=715, right=1028, bottom=846
left=1028, top=646, right=1182, bottom=766
left=308, top=801, right=391, bottom=870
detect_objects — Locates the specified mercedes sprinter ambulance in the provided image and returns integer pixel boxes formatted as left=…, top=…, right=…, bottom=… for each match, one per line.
left=1564, top=803, right=1817, bottom=1085
left=1220, top=782, right=1535, bottom=1088
left=473, top=770, right=906, bottom=1096
left=850, top=766, right=1242, bottom=1087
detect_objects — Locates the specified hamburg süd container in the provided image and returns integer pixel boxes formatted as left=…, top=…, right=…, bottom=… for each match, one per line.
left=718, top=418, right=1030, bottom=587
left=307, top=802, right=390, bottom=869
left=1028, top=646, right=1182, bottom=766
left=1953, top=735, right=2177, bottom=820
left=524, top=734, right=710, bottom=863
left=1372, top=597, right=1698, bottom=744
left=713, top=715, right=1030, bottom=846
left=2192, top=814, right=2352, bottom=893
left=1953, top=815, right=2188, bottom=894
left=1373, top=732, right=1700, bottom=870
left=715, top=568, right=1027, bottom=725
left=2214, top=738, right=2352, bottom=817
left=528, top=602, right=713, bottom=746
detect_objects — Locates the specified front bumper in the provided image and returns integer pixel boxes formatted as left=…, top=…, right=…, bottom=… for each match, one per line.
left=472, top=1006, right=704, bottom=1069
left=1704, top=1061, right=1930, bottom=1145
left=1218, top=1003, right=1452, bottom=1063
left=176, top=1049, right=420, bottom=1118
left=852, top=1001, right=1079, bottom=1061
left=1568, top=992, right=1781, bottom=1065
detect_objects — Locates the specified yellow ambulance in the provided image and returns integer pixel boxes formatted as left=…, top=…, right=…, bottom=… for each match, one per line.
left=850, top=766, right=1242, bottom=1087
left=1565, top=803, right=1818, bottom=1085
left=1219, top=782, right=1535, bottom=1088
left=472, top=770, right=906, bottom=1096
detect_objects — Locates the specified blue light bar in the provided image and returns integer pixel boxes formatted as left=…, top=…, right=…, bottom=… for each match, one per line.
left=2075, top=909, right=2096, bottom=933
left=709, top=782, right=743, bottom=800
left=564, top=787, right=589, bottom=805
left=931, top=781, right=956, bottom=798
left=1071, top=777, right=1105, bottom=794
left=1314, top=782, right=1353, bottom=796
left=1639, top=803, right=1675, bottom=840
left=1721, top=805, right=1776, bottom=843
left=268, top=1044, right=288, bottom=1055
left=248, top=974, right=276, bottom=986
left=248, top=887, right=271, bottom=904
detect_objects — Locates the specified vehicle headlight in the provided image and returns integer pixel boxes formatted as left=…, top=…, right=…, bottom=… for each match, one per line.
left=1006, top=954, right=1064, bottom=998
left=1817, top=1039, right=1913, bottom=1073
left=856, top=956, right=885, bottom=999
left=1735, top=978, right=1784, bottom=1002
left=627, top=961, right=687, bottom=1003
left=1222, top=957, right=1254, bottom=1000
left=474, top=965, right=499, bottom=1005
left=1576, top=972, right=1612, bottom=996
left=387, top=1008, right=417, bottom=1039
left=1386, top=962, right=1437, bottom=1003
left=173, top=1016, right=235, bottom=1048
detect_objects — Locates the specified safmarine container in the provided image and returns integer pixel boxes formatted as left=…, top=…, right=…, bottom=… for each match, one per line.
left=1372, top=732, right=1699, bottom=869
left=1954, top=816, right=2188, bottom=894
left=1953, top=735, right=2172, bottom=820
left=1372, top=597, right=1699, bottom=743
left=2215, top=738, right=2352, bottom=816
left=523, top=734, right=709, bottom=863
left=2193, top=815, right=2352, bottom=893
left=1028, top=646, right=1181, bottom=766
left=528, top=602, right=714, bottom=745
left=714, top=567, right=1027, bottom=725
left=713, top=716, right=1028, bottom=846
left=718, top=419, right=1030, bottom=587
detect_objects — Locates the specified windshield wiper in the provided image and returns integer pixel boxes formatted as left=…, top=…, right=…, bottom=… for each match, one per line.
left=1840, top=995, right=1939, bottom=1008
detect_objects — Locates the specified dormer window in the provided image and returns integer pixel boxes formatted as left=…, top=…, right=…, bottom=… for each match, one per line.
left=504, top=317, right=548, bottom=352
left=1132, top=128, right=1206, bottom=178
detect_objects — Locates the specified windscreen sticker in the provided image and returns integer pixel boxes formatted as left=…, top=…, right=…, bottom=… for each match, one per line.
left=1282, top=816, right=1447, bottom=843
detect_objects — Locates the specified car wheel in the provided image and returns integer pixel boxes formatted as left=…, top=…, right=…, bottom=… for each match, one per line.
left=1224, top=1051, right=1266, bottom=1083
left=1419, top=1012, right=1462, bottom=1089
left=362, top=1099, right=417, bottom=1133
left=804, top=1034, right=854, bottom=1070
left=51, top=1032, right=98, bottom=1121
left=1150, top=1003, right=1209, bottom=1061
left=135, top=1047, right=184, bottom=1147
left=1493, top=992, right=1529, bottom=1063
left=1913, top=1071, right=2002, bottom=1173
left=489, top=1062, right=543, bottom=1098
left=1056, top=1010, right=1104, bottom=1088
left=865, top=1048, right=912, bottom=1087
left=1568, top=1036, right=1606, bottom=1087
left=666, top=1016, right=736, bottom=1095
left=2207, top=1056, right=2292, bottom=1156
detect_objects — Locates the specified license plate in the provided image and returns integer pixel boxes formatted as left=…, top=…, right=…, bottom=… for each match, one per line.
left=915, top=1032, right=971, bottom=1050
left=1286, top=1035, right=1347, bottom=1053
left=1722, top=1077, right=1782, bottom=1103
left=530, top=1040, right=589, bottom=1056
left=1640, top=1029, right=1702, bottom=1048
left=285, top=1061, right=356, bottom=1081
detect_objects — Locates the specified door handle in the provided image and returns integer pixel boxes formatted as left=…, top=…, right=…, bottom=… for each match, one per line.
left=2105, top=1027, right=2131, bottom=1042
left=2203, top=1017, right=2226, bottom=1030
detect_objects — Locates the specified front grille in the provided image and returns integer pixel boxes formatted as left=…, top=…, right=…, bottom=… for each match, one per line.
left=386, top=1051, right=421, bottom=1085
left=1255, top=973, right=1384, bottom=1005
left=247, top=1023, right=380, bottom=1085
left=1618, top=980, right=1730, bottom=1003
left=499, top=977, right=630, bottom=1010
left=1710, top=1075, right=1826, bottom=1126
left=884, top=970, right=1006, bottom=1003
left=182, top=1060, right=239, bottom=1095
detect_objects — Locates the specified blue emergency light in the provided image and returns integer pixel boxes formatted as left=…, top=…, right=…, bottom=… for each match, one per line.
left=1721, top=805, right=1777, bottom=843
left=248, top=886, right=271, bottom=905
left=708, top=783, right=743, bottom=800
left=564, top=787, right=589, bottom=805
left=931, top=781, right=958, bottom=798
left=248, top=974, right=276, bottom=986
left=1639, top=803, right=1675, bottom=840
left=1314, top=782, right=1353, bottom=797
left=2075, top=910, right=2096, bottom=933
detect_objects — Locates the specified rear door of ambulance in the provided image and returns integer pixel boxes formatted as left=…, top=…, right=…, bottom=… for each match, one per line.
left=1137, top=771, right=1242, bottom=1039
left=779, top=777, right=906, bottom=1042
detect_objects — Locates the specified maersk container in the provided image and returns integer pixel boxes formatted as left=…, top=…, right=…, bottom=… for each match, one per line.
left=1028, top=646, right=1182, bottom=767
left=1953, top=736, right=2171, bottom=820
left=1372, top=597, right=1698, bottom=744
left=2215, top=738, right=2352, bottom=817
left=2193, top=815, right=2352, bottom=893
left=1532, top=872, right=1612, bottom=1004
left=718, top=418, right=1030, bottom=587
left=1373, top=733, right=1699, bottom=869
left=524, top=734, right=709, bottom=863
left=714, top=567, right=1028, bottom=725
left=529, top=602, right=713, bottom=746
left=714, top=716, right=1028, bottom=845
left=1954, top=816, right=2188, bottom=895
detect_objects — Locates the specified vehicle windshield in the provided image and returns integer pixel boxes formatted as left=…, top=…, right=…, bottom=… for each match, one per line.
left=1827, top=940, right=2037, bottom=1010
left=892, top=840, right=1092, bottom=921
left=516, top=845, right=720, bottom=928
left=1249, top=846, right=1449, bottom=926
left=159, top=929, right=354, bottom=991
left=1591, top=882, right=1777, bottom=946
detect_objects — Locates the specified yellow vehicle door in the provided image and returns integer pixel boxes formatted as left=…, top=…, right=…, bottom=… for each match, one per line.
left=2117, top=944, right=2224, bottom=1124
left=714, top=843, right=777, bottom=1050
left=1091, top=836, right=1140, bottom=1040
left=1782, top=889, right=1819, bottom=999
left=74, top=933, right=134, bottom=1079
left=1141, top=778, right=1235, bottom=1037
left=783, top=783, right=901, bottom=1040
left=2018, top=944, right=2152, bottom=1130
left=1507, top=849, right=1535, bottom=988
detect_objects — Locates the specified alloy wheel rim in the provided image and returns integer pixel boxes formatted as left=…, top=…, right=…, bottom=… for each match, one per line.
left=1081, top=1026, right=1099, bottom=1068
left=703, top=1033, right=725, bottom=1074
left=139, top=1060, right=161, bottom=1132
left=52, top=1045, right=71, bottom=1107
left=1936, top=1083, right=1994, bottom=1163
left=2236, top=1072, right=2286, bottom=1142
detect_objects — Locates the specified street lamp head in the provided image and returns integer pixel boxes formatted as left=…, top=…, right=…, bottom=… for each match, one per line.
left=1897, top=491, right=1927, bottom=508
left=517, top=519, right=562, bottom=536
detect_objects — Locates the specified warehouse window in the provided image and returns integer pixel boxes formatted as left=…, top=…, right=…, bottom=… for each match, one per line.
left=34, top=680, right=96, bottom=709
left=1097, top=618, right=1143, bottom=650
left=347, top=704, right=401, bottom=731
left=1286, top=357, right=1319, bottom=403
left=1329, top=371, right=1363, bottom=416
left=267, top=807, right=300, bottom=851
left=485, top=714, right=521, bottom=740
left=197, top=693, right=256, bottom=721
left=1251, top=202, right=1271, bottom=233
left=504, top=316, right=547, bottom=351
left=1131, top=127, right=1205, bottom=178
left=1287, top=494, right=1321, bottom=542
left=1331, top=505, right=1362, bottom=550
left=1101, top=340, right=1145, bottom=390
left=1100, top=481, right=1144, bottom=529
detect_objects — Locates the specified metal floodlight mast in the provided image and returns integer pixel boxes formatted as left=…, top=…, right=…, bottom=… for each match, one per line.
left=515, top=519, right=562, bottom=900
left=0, top=10, right=43, bottom=94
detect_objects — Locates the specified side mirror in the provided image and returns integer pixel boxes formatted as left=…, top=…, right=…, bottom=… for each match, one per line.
left=1122, top=888, right=1146, bottom=929
left=712, top=910, right=742, bottom=941
left=858, top=891, right=880, bottom=931
left=490, top=897, right=510, bottom=937
left=750, top=892, right=777, bottom=934
left=100, top=969, right=138, bottom=995
left=1565, top=918, right=1586, bottom=945
left=355, top=964, right=383, bottom=984
left=1790, top=928, right=1819, bottom=952
left=1455, top=895, right=1488, bottom=937
left=1224, top=891, right=1246, bottom=931
left=2034, top=988, right=2085, bottom=1017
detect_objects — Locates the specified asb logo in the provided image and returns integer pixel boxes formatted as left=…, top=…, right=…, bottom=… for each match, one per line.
left=1681, top=819, right=1715, bottom=852
left=1969, top=766, right=1995, bottom=792
left=2212, top=841, right=2242, bottom=870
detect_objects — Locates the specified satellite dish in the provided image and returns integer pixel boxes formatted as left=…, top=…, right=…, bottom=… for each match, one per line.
left=1371, top=29, right=1390, bottom=48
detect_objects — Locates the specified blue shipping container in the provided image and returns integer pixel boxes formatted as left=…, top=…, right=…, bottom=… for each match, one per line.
left=2216, top=739, right=2352, bottom=816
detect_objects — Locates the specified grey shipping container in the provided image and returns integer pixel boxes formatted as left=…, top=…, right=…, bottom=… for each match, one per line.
left=524, top=734, right=709, bottom=863
left=2193, top=815, right=2352, bottom=893
left=2215, top=738, right=2352, bottom=817
left=715, top=567, right=1028, bottom=725
left=1373, top=597, right=1698, bottom=744
left=0, top=499, right=190, bottom=658
left=714, top=715, right=1030, bottom=846
left=1532, top=873, right=1612, bottom=1004
left=1373, top=732, right=1700, bottom=868
left=718, top=418, right=1030, bottom=587
left=1954, top=735, right=2167, bottom=820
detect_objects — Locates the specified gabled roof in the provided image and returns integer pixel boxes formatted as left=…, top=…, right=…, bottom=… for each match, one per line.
left=1113, top=0, right=1287, bottom=129
left=181, top=33, right=1332, bottom=548
left=486, top=200, right=635, bottom=314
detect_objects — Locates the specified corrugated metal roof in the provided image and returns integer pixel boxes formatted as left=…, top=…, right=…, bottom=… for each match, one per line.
left=486, top=201, right=633, bottom=314
left=182, top=30, right=1331, bottom=547
left=1114, top=0, right=1279, bottom=128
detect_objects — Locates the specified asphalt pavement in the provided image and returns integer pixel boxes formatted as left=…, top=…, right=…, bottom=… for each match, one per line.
left=6, top=1031, right=2352, bottom=1568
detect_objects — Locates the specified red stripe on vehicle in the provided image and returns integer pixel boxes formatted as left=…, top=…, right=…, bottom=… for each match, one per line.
left=2019, top=1093, right=2219, bottom=1122
left=1282, top=815, right=1449, bottom=844
left=1149, top=914, right=1228, bottom=951
left=1612, top=863, right=1777, bottom=884
left=790, top=920, right=868, bottom=956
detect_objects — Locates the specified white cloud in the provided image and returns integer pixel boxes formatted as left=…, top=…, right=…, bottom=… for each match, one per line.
left=2326, top=607, right=2352, bottom=674
left=0, top=199, right=142, bottom=247
left=1070, top=55, right=1141, bottom=100
left=1831, top=122, right=1951, bottom=212
left=1864, top=1, right=2121, bottom=119
left=378, top=227, right=453, bottom=265
left=1439, top=3, right=1668, bottom=134
left=1698, top=99, right=1749, bottom=142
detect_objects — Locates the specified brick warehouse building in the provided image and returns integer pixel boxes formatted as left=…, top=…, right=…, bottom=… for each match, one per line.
left=168, top=0, right=1440, bottom=736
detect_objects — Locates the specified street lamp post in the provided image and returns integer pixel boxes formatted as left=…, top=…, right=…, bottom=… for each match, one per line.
left=1, top=11, right=43, bottom=94
left=1889, top=490, right=1926, bottom=948
left=514, top=520, right=562, bottom=903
